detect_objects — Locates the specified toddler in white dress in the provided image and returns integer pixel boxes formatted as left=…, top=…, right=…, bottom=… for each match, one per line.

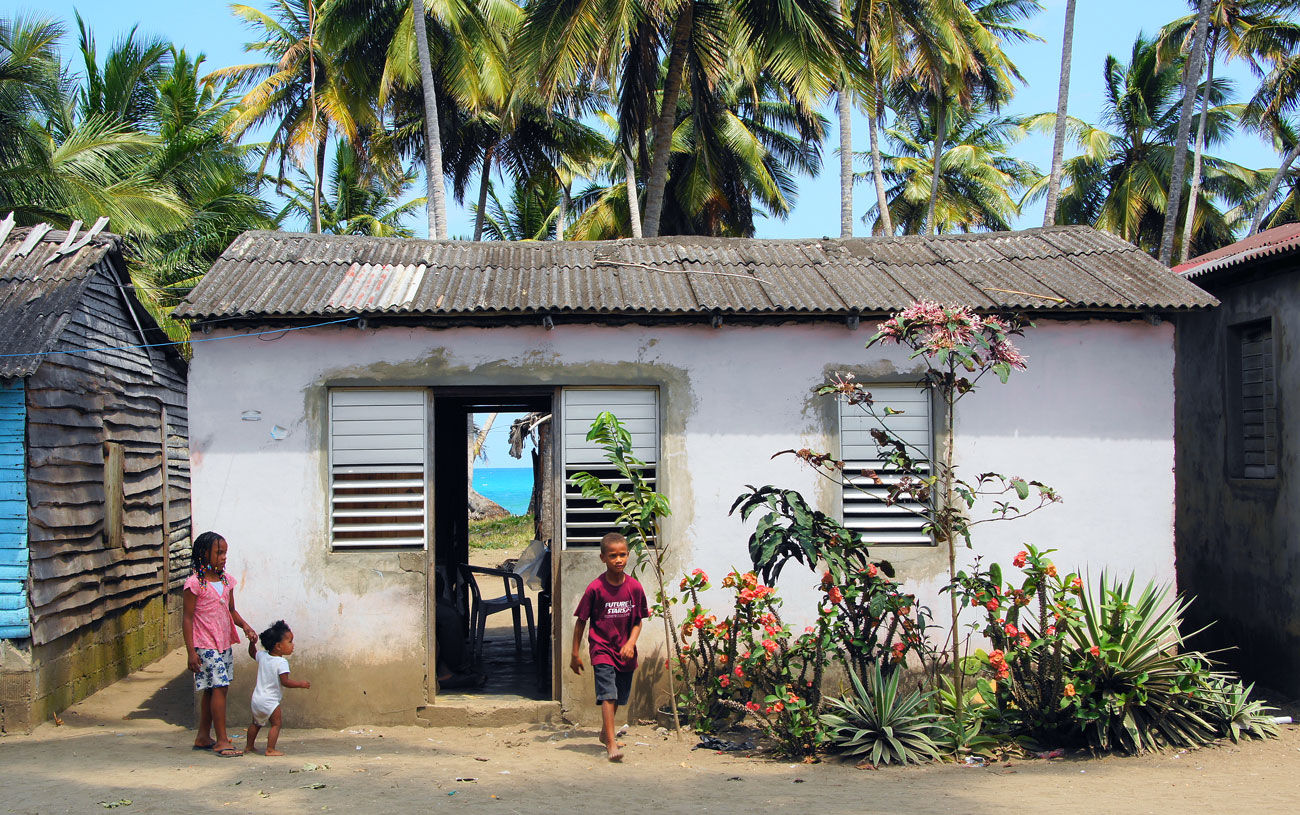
left=246, top=620, right=310, bottom=756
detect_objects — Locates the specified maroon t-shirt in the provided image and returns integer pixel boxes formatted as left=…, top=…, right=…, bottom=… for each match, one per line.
left=574, top=574, right=649, bottom=671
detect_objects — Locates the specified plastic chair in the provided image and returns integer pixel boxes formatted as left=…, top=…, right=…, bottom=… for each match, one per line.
left=458, top=564, right=536, bottom=662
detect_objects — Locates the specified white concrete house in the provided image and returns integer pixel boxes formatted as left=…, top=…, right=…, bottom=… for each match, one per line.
left=175, top=226, right=1214, bottom=726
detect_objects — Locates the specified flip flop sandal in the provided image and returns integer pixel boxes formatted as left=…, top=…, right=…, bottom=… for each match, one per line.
left=191, top=744, right=214, bottom=751
left=214, top=747, right=243, bottom=758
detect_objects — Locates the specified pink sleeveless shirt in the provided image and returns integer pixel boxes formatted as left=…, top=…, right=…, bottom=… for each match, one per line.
left=184, top=573, right=240, bottom=650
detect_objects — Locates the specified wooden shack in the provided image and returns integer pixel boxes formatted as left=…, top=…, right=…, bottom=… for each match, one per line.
left=0, top=220, right=191, bottom=733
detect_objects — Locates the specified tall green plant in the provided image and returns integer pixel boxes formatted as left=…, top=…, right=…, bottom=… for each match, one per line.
left=821, top=663, right=944, bottom=765
left=569, top=411, right=680, bottom=734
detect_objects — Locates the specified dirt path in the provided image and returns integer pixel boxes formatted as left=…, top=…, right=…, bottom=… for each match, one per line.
left=2, top=648, right=1298, bottom=815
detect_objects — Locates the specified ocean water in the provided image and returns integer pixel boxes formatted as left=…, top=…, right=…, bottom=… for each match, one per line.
left=472, top=467, right=534, bottom=516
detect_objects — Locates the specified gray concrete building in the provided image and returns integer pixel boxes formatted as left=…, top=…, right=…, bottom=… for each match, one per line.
left=1175, top=223, right=1300, bottom=697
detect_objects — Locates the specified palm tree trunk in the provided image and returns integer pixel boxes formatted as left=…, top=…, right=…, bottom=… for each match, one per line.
left=1179, top=32, right=1218, bottom=264
left=413, top=0, right=449, bottom=240
left=1043, top=0, right=1077, bottom=228
left=308, top=0, right=322, bottom=234
left=315, top=137, right=327, bottom=234
left=625, top=150, right=643, bottom=238
left=473, top=141, right=495, bottom=241
left=1159, top=0, right=1213, bottom=266
left=556, top=184, right=570, bottom=241
left=867, top=75, right=893, bottom=236
left=833, top=0, right=852, bottom=238
left=926, top=98, right=947, bottom=236
left=1250, top=142, right=1300, bottom=235
left=641, top=5, right=693, bottom=239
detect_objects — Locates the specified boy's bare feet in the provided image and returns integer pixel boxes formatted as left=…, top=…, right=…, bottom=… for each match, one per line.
left=599, top=734, right=625, bottom=761
left=265, top=748, right=285, bottom=756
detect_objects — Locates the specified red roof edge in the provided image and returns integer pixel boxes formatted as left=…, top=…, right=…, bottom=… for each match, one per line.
left=1175, top=223, right=1300, bottom=278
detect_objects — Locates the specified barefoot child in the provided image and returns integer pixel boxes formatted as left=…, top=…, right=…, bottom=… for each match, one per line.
left=246, top=620, right=311, bottom=756
left=183, top=531, right=257, bottom=757
left=571, top=532, right=648, bottom=763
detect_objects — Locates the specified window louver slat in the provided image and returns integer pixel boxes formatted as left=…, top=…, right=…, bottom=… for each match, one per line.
left=562, top=388, right=658, bottom=548
left=329, top=389, right=427, bottom=549
left=840, top=384, right=932, bottom=546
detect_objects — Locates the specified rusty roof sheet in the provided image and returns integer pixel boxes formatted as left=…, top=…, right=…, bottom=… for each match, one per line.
left=0, top=225, right=118, bottom=378
left=175, top=226, right=1217, bottom=322
left=1174, top=223, right=1300, bottom=280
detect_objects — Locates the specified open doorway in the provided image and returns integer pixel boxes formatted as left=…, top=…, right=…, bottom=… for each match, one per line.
left=431, top=391, right=554, bottom=703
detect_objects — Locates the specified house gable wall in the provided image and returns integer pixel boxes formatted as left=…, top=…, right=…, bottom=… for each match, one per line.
left=1176, top=266, right=1300, bottom=696
left=188, top=318, right=1177, bottom=726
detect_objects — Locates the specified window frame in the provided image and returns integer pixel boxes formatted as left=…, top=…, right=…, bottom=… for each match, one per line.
left=837, top=381, right=936, bottom=547
left=327, top=387, right=430, bottom=551
left=1226, top=318, right=1279, bottom=480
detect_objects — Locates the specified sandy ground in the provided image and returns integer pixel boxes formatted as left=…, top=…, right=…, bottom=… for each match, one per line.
left=2, top=648, right=1299, bottom=815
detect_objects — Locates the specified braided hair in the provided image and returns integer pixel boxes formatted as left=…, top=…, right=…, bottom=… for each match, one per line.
left=191, top=531, right=229, bottom=588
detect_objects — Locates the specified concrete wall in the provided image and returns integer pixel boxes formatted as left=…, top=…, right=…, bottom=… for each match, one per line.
left=0, top=593, right=181, bottom=733
left=1176, top=267, right=1300, bottom=696
left=188, top=317, right=1177, bottom=726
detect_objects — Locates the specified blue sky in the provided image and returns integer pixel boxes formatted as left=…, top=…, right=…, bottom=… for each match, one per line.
left=33, top=0, right=1280, bottom=239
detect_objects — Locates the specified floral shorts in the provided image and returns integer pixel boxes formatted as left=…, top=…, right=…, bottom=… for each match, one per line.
left=194, top=648, right=234, bottom=691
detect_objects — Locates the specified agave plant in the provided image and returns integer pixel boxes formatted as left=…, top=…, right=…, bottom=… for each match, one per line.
left=1203, top=677, right=1280, bottom=744
left=1062, top=575, right=1224, bottom=754
left=821, top=665, right=943, bottom=766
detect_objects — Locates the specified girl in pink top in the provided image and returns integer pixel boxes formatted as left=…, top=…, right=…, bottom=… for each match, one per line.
left=183, top=531, right=256, bottom=757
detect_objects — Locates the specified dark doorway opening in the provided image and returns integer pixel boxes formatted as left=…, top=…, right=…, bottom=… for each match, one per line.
left=432, top=390, right=554, bottom=702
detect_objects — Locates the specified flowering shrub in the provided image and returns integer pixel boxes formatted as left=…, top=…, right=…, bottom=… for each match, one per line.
left=673, top=568, right=832, bottom=755
left=953, top=545, right=1080, bottom=740
left=957, top=552, right=1280, bottom=753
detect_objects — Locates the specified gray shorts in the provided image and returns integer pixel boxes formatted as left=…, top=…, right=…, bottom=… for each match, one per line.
left=593, top=664, right=633, bottom=706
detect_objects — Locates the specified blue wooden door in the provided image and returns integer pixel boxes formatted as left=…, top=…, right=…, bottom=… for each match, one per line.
left=0, top=378, right=28, bottom=638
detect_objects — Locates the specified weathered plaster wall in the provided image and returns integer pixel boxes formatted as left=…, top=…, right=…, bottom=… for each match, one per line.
left=1176, top=270, right=1300, bottom=696
left=189, top=318, right=1176, bottom=725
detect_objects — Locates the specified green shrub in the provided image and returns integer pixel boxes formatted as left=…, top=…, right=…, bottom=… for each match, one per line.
left=822, top=664, right=944, bottom=766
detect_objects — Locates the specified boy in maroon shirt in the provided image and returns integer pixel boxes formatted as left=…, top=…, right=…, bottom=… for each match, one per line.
left=571, top=532, right=648, bottom=762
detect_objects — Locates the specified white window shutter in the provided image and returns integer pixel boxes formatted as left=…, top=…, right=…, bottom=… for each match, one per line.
left=561, top=388, right=658, bottom=547
left=840, top=384, right=933, bottom=545
left=329, top=389, right=427, bottom=548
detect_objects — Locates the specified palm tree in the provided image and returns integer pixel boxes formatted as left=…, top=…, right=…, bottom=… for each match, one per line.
left=470, top=175, right=561, bottom=240
left=1246, top=52, right=1300, bottom=232
left=208, top=1, right=379, bottom=233
left=0, top=15, right=185, bottom=236
left=1159, top=0, right=1300, bottom=258
left=131, top=50, right=279, bottom=327
left=522, top=0, right=858, bottom=238
left=861, top=103, right=1039, bottom=234
left=1043, top=0, right=1077, bottom=227
left=569, top=73, right=825, bottom=239
left=1025, top=34, right=1259, bottom=256
left=906, top=0, right=1038, bottom=235
left=1159, top=0, right=1214, bottom=265
left=282, top=139, right=425, bottom=237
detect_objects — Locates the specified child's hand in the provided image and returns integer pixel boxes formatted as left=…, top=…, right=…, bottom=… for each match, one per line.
left=570, top=653, right=584, bottom=675
left=187, top=650, right=201, bottom=673
left=243, top=625, right=257, bottom=642
left=618, top=642, right=636, bottom=661
left=247, top=640, right=257, bottom=660
left=303, top=680, right=311, bottom=689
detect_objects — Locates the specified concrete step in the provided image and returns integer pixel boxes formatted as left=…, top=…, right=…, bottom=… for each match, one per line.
left=416, top=697, right=562, bottom=727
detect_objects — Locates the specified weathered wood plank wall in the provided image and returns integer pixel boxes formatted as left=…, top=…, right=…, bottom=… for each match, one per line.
left=0, top=378, right=28, bottom=638
left=24, top=264, right=189, bottom=645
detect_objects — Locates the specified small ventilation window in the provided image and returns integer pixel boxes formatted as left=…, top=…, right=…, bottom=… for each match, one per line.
left=839, top=383, right=933, bottom=545
left=561, top=388, right=659, bottom=548
left=1232, top=320, right=1278, bottom=478
left=329, top=389, right=427, bottom=548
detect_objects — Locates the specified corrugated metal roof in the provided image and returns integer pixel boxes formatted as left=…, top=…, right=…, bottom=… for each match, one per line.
left=1173, top=223, right=1300, bottom=279
left=0, top=225, right=119, bottom=378
left=175, top=226, right=1217, bottom=322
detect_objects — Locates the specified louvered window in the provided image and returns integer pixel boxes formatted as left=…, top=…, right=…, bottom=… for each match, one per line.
left=562, top=388, right=659, bottom=548
left=1237, top=321, right=1277, bottom=478
left=329, top=389, right=428, bottom=548
left=840, top=383, right=933, bottom=545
